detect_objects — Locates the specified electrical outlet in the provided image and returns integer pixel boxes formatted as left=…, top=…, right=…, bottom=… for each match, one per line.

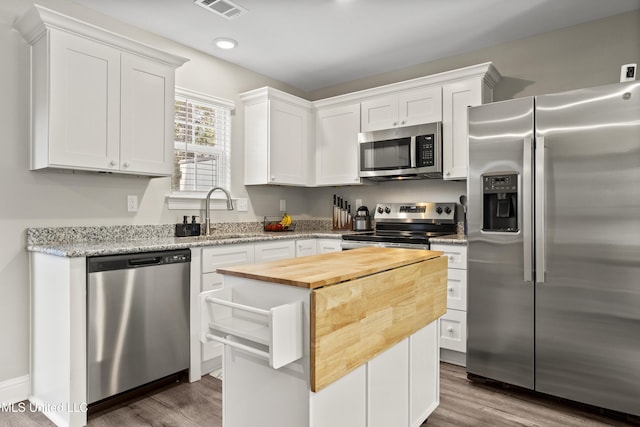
left=127, top=195, right=138, bottom=212
left=355, top=199, right=363, bottom=209
left=620, top=63, right=637, bottom=82
left=236, top=198, right=248, bottom=211
left=279, top=199, right=286, bottom=212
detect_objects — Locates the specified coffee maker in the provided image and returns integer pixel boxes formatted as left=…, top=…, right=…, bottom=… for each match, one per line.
left=482, top=173, right=518, bottom=232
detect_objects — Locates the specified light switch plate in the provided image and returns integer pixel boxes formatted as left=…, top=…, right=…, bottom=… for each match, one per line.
left=279, top=199, right=286, bottom=212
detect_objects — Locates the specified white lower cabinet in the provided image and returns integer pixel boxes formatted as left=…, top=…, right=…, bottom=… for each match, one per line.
left=199, top=244, right=255, bottom=374
left=431, top=243, right=468, bottom=366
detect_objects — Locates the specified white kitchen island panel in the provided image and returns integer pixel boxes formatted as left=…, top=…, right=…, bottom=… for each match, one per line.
left=210, top=248, right=445, bottom=427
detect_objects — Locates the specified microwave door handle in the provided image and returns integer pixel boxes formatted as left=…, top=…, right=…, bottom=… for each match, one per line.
left=410, top=137, right=417, bottom=168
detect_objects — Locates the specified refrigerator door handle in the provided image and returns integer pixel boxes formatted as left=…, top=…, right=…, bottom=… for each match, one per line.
left=535, top=137, right=546, bottom=283
left=523, top=137, right=533, bottom=282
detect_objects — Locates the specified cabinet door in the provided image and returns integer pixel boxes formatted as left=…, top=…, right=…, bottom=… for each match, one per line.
left=442, top=80, right=482, bottom=180
left=295, top=239, right=317, bottom=257
left=47, top=30, right=121, bottom=171
left=360, top=94, right=398, bottom=132
left=410, top=323, right=439, bottom=426
left=310, top=365, right=366, bottom=427
left=315, top=104, right=361, bottom=186
left=120, top=53, right=175, bottom=176
left=367, top=338, right=409, bottom=427
left=398, top=86, right=442, bottom=127
left=254, top=240, right=296, bottom=263
left=269, top=99, right=310, bottom=185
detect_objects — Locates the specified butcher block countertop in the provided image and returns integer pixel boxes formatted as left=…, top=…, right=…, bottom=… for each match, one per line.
left=216, top=247, right=444, bottom=289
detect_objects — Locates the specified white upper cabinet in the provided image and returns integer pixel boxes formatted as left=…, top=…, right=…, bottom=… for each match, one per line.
left=360, top=86, right=442, bottom=132
left=442, top=79, right=483, bottom=180
left=15, top=5, right=188, bottom=176
left=120, top=54, right=176, bottom=175
left=241, top=87, right=313, bottom=186
left=241, top=64, right=499, bottom=186
left=315, top=103, right=361, bottom=186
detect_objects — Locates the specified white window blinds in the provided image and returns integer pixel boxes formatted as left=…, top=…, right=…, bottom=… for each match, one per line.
left=173, top=88, right=233, bottom=192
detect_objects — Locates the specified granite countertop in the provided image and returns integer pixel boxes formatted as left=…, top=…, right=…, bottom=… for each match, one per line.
left=27, top=231, right=350, bottom=258
left=26, top=222, right=356, bottom=257
left=429, top=234, right=467, bottom=245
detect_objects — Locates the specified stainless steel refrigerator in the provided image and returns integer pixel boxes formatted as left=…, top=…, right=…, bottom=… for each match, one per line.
left=466, top=81, right=640, bottom=416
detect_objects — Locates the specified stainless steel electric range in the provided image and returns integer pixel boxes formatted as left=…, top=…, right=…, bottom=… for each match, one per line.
left=341, top=202, right=458, bottom=250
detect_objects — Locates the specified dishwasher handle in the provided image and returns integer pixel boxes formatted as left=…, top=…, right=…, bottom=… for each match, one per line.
left=128, top=256, right=163, bottom=267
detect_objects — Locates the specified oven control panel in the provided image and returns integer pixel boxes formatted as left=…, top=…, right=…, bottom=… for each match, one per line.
left=374, top=202, right=456, bottom=223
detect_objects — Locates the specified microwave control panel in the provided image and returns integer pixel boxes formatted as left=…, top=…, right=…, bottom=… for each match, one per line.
left=416, top=134, right=435, bottom=167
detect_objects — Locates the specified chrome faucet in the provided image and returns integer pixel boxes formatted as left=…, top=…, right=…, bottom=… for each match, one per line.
left=204, top=187, right=234, bottom=235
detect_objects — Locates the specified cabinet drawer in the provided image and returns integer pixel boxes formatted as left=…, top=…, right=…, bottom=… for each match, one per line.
left=316, top=239, right=342, bottom=254
left=202, top=244, right=254, bottom=274
left=446, top=268, right=467, bottom=311
left=439, top=309, right=466, bottom=353
left=201, top=288, right=303, bottom=369
left=254, top=240, right=295, bottom=263
left=296, top=239, right=317, bottom=257
left=431, top=244, right=467, bottom=270
left=202, top=272, right=223, bottom=293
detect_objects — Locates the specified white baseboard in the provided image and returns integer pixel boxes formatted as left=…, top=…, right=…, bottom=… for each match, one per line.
left=440, top=348, right=466, bottom=367
left=0, top=374, right=29, bottom=405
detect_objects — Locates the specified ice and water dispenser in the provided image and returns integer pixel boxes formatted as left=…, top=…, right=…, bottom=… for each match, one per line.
left=482, top=173, right=518, bottom=232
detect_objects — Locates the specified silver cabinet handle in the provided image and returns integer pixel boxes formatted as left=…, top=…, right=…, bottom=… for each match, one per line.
left=109, top=160, right=117, bottom=167
left=123, top=162, right=130, bottom=168
left=535, top=137, right=546, bottom=283
left=523, top=137, right=533, bottom=282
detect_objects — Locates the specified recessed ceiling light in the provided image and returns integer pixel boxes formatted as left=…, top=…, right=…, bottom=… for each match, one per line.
left=214, top=37, right=238, bottom=49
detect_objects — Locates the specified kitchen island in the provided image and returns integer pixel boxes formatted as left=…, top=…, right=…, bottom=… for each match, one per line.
left=204, top=247, right=447, bottom=427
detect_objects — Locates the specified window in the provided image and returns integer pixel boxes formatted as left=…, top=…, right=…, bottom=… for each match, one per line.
left=173, top=87, right=233, bottom=193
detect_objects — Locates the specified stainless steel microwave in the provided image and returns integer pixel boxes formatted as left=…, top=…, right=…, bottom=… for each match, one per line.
left=358, top=122, right=442, bottom=180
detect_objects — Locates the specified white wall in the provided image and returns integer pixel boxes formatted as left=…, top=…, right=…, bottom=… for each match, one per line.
left=0, top=0, right=308, bottom=388
left=0, top=0, right=638, bottom=390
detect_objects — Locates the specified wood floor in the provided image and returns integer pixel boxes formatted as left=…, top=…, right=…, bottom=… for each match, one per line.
left=4, top=363, right=639, bottom=426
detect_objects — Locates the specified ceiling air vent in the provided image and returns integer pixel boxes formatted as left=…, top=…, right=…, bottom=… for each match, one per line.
left=194, top=0, right=248, bottom=20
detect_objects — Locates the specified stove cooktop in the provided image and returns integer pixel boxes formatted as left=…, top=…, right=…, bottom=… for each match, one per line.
left=343, top=202, right=458, bottom=245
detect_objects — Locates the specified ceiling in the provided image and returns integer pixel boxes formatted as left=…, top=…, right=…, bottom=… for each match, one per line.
left=72, top=0, right=640, bottom=93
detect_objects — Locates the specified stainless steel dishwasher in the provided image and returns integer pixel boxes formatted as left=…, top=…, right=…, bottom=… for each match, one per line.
left=87, top=249, right=190, bottom=404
